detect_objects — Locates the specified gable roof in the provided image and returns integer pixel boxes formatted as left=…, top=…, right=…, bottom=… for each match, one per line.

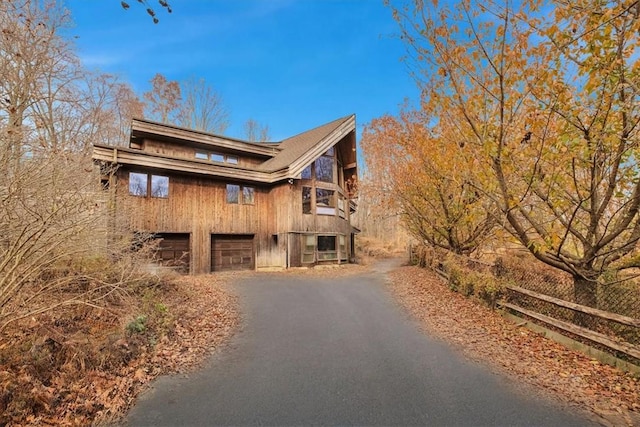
left=259, top=115, right=355, bottom=174
left=93, top=114, right=357, bottom=183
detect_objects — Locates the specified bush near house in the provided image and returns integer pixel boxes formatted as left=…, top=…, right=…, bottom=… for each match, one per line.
left=0, top=272, right=238, bottom=426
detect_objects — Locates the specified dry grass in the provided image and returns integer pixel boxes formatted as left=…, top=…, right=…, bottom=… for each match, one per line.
left=0, top=273, right=239, bottom=426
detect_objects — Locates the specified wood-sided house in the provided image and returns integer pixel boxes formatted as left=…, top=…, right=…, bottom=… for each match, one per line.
left=92, top=115, right=359, bottom=274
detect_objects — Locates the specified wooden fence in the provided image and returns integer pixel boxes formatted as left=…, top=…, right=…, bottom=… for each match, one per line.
left=430, top=259, right=640, bottom=365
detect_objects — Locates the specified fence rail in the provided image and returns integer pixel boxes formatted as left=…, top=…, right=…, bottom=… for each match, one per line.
left=501, top=287, right=640, bottom=362
left=425, top=253, right=640, bottom=365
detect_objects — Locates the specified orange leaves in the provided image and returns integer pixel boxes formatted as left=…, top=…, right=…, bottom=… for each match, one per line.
left=389, top=265, right=640, bottom=424
left=0, top=274, right=239, bottom=426
left=362, top=99, right=497, bottom=255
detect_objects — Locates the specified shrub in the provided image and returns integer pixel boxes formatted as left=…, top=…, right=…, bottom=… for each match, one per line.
left=126, top=315, right=148, bottom=334
left=474, top=274, right=507, bottom=309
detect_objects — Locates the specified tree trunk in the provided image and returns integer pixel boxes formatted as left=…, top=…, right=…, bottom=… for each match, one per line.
left=573, top=275, right=597, bottom=326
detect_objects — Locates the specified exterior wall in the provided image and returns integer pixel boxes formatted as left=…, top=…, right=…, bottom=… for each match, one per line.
left=106, top=125, right=358, bottom=274
left=140, top=138, right=271, bottom=169
left=117, top=167, right=279, bottom=273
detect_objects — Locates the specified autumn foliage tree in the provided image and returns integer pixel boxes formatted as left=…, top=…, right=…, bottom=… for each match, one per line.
left=363, top=106, right=497, bottom=256
left=388, top=0, right=640, bottom=311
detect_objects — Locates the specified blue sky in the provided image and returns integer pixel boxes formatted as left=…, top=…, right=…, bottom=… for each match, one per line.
left=64, top=0, right=419, bottom=141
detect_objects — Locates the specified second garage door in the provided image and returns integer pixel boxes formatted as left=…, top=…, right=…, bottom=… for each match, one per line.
left=211, top=234, right=255, bottom=272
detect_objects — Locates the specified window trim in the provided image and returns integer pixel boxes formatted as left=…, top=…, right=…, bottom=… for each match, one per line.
left=315, top=155, right=334, bottom=183
left=317, top=235, right=338, bottom=261
left=226, top=184, right=240, bottom=204
left=129, top=172, right=148, bottom=197
left=129, top=171, right=169, bottom=199
left=302, top=186, right=312, bottom=214
left=242, top=186, right=255, bottom=205
left=211, top=153, right=225, bottom=163
left=151, top=174, right=169, bottom=198
left=302, top=234, right=315, bottom=264
left=316, top=188, right=336, bottom=216
left=227, top=184, right=255, bottom=205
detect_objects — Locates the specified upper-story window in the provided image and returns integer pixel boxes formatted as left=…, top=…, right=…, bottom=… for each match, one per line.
left=301, top=147, right=335, bottom=182
left=211, top=153, right=225, bottom=162
left=129, top=172, right=169, bottom=198
left=227, top=184, right=255, bottom=205
left=316, top=188, right=335, bottom=215
left=315, top=148, right=334, bottom=183
left=301, top=165, right=312, bottom=180
left=196, top=150, right=239, bottom=165
left=302, top=186, right=312, bottom=214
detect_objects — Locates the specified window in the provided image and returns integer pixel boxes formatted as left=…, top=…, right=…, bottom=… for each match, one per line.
left=339, top=235, right=347, bottom=261
left=301, top=165, right=312, bottom=179
left=227, top=184, right=255, bottom=204
left=338, top=196, right=346, bottom=218
left=317, top=235, right=337, bottom=260
left=195, top=151, right=208, bottom=160
left=129, top=172, right=169, bottom=198
left=129, top=172, right=147, bottom=196
left=316, top=188, right=336, bottom=215
left=243, top=186, right=255, bottom=204
left=302, top=234, right=315, bottom=263
left=302, top=187, right=312, bottom=214
left=211, top=153, right=225, bottom=163
left=151, top=175, right=169, bottom=198
left=211, top=153, right=239, bottom=165
left=226, top=184, right=239, bottom=204
left=315, top=155, right=333, bottom=183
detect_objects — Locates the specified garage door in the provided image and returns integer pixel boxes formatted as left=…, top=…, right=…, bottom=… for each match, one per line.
left=211, top=234, right=254, bottom=272
left=156, top=233, right=190, bottom=273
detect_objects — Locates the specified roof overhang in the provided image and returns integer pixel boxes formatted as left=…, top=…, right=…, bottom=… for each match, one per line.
left=131, top=119, right=279, bottom=158
left=285, top=115, right=356, bottom=177
left=95, top=115, right=358, bottom=185
left=94, top=145, right=282, bottom=184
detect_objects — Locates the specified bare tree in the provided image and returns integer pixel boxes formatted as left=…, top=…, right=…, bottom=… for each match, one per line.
left=84, top=73, right=144, bottom=146
left=243, top=118, right=271, bottom=142
left=178, top=76, right=230, bottom=134
left=0, top=0, right=155, bottom=331
left=143, top=73, right=182, bottom=125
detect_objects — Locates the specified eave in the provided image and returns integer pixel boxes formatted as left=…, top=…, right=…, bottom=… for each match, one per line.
left=131, top=119, right=280, bottom=158
left=94, top=115, right=358, bottom=186
left=282, top=115, right=356, bottom=177
left=94, top=145, right=292, bottom=184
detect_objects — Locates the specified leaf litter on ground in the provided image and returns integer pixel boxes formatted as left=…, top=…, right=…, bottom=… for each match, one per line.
left=388, top=265, right=640, bottom=427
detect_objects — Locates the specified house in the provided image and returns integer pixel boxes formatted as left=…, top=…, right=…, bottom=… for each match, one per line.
left=92, top=115, right=359, bottom=273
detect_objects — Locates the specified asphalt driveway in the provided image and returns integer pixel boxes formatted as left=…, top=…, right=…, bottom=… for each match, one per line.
left=125, top=261, right=596, bottom=426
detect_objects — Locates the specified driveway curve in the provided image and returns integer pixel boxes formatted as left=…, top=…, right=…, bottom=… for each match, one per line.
left=125, top=261, right=596, bottom=426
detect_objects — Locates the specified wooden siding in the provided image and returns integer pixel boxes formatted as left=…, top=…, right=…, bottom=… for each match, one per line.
left=98, top=115, right=358, bottom=273
left=118, top=168, right=280, bottom=273
left=142, top=138, right=273, bottom=169
left=211, top=235, right=254, bottom=271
